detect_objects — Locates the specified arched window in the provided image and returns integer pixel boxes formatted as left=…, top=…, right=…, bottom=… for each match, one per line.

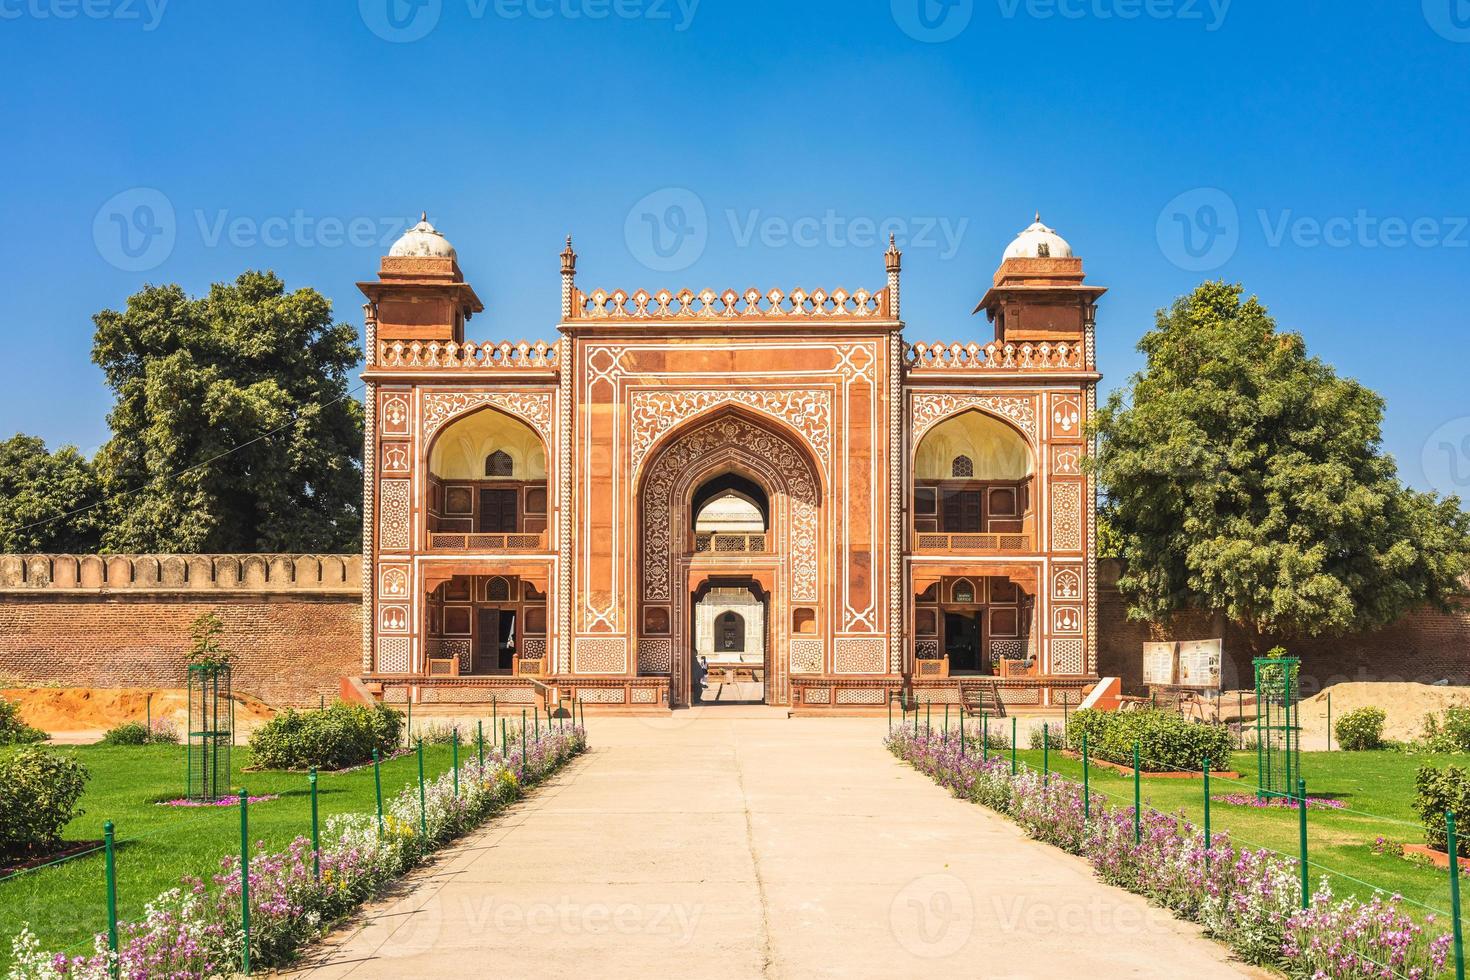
left=716, top=611, right=745, bottom=653
left=951, top=455, right=974, bottom=478
left=487, top=576, right=512, bottom=602
left=485, top=451, right=513, bottom=477
left=951, top=578, right=976, bottom=604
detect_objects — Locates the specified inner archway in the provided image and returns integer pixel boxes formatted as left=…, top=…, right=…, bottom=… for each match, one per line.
left=636, top=410, right=822, bottom=708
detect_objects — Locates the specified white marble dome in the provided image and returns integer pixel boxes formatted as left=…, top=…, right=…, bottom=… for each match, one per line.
left=1003, top=214, right=1073, bottom=260
left=389, top=213, right=457, bottom=260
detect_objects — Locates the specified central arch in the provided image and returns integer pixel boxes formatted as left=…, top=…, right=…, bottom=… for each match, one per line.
left=636, top=409, right=823, bottom=707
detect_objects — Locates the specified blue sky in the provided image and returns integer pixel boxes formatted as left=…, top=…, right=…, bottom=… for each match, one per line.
left=1, top=0, right=1467, bottom=496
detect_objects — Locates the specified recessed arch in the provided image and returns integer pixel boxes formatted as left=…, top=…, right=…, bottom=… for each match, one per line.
left=915, top=409, right=1033, bottom=481
left=428, top=405, right=547, bottom=481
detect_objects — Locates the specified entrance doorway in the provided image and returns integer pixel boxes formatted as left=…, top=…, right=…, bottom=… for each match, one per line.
left=475, top=607, right=517, bottom=672
left=944, top=611, right=983, bottom=673
left=692, top=580, right=767, bottom=705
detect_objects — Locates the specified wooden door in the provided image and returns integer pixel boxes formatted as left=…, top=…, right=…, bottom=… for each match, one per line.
left=478, top=488, right=519, bottom=533
left=940, top=489, right=982, bottom=533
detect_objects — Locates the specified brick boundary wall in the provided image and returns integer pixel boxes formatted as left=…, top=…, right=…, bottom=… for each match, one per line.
left=0, top=555, right=361, bottom=708
left=3, top=555, right=1468, bottom=706
left=1095, top=560, right=1470, bottom=697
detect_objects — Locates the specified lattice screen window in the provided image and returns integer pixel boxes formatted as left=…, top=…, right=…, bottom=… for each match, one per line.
left=485, top=450, right=514, bottom=477
left=952, top=455, right=974, bottom=478
left=487, top=576, right=512, bottom=601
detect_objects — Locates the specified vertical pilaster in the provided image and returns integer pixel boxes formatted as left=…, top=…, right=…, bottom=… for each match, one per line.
left=557, top=238, right=577, bottom=675
left=1084, top=304, right=1099, bottom=674
left=360, top=302, right=378, bottom=675
left=885, top=237, right=905, bottom=674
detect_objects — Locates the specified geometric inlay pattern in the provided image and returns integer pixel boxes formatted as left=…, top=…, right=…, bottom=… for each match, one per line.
left=629, top=388, right=833, bottom=474
left=377, top=637, right=411, bottom=673
left=1050, top=480, right=1083, bottom=552
left=790, top=638, right=824, bottom=674
left=638, top=637, right=673, bottom=674
left=573, top=637, right=628, bottom=674
left=1051, top=638, right=1085, bottom=675
left=379, top=479, right=410, bottom=551
left=833, top=636, right=886, bottom=674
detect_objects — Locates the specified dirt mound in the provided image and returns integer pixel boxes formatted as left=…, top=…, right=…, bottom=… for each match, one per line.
left=1298, top=682, right=1470, bottom=747
left=1, top=687, right=277, bottom=741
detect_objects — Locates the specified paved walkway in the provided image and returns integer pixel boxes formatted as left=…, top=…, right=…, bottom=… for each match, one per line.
left=290, top=713, right=1262, bottom=979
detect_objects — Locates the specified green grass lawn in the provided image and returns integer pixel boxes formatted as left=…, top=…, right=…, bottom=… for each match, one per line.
left=0, top=738, right=486, bottom=969
left=999, top=741, right=1467, bottom=925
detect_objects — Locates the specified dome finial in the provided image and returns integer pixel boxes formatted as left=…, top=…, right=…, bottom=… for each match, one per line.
left=1035, top=210, right=1041, bottom=224
left=389, top=212, right=456, bottom=260
left=421, top=210, right=428, bottom=223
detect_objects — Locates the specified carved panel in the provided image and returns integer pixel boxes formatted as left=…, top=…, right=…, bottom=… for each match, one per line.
left=910, top=392, right=1037, bottom=444
left=377, top=564, right=409, bottom=601
left=836, top=688, right=886, bottom=705
left=1052, top=638, right=1085, bottom=675
left=1050, top=396, right=1082, bottom=439
left=638, top=637, right=673, bottom=674
left=1051, top=480, right=1083, bottom=552
left=990, top=639, right=1026, bottom=665
left=630, top=389, right=833, bottom=474
left=578, top=687, right=627, bottom=704
left=378, top=479, right=410, bottom=551
left=804, top=687, right=832, bottom=704
left=915, top=639, right=940, bottom=659
left=573, top=637, right=628, bottom=674
left=421, top=390, right=555, bottom=442
left=1052, top=566, right=1082, bottom=601
left=379, top=393, right=410, bottom=437
left=790, top=638, right=824, bottom=675
left=377, top=637, right=410, bottom=674
left=379, top=604, right=409, bottom=633
left=833, top=637, right=886, bottom=674
left=380, top=442, right=410, bottom=476
left=1053, top=605, right=1082, bottom=635
left=631, top=687, right=660, bottom=703
left=1050, top=444, right=1081, bottom=476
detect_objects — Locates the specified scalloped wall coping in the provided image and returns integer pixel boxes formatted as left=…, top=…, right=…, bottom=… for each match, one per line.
left=0, top=554, right=361, bottom=593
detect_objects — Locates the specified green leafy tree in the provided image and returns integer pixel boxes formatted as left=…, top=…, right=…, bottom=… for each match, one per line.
left=0, top=435, right=103, bottom=553
left=1091, top=281, right=1470, bottom=649
left=92, top=271, right=363, bottom=552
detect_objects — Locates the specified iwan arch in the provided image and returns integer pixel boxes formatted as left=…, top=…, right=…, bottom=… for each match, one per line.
left=361, top=214, right=1103, bottom=711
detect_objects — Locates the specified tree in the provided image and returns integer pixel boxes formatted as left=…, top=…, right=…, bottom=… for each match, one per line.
left=1091, top=281, right=1470, bottom=648
left=91, top=271, right=363, bottom=553
left=0, top=435, right=103, bottom=553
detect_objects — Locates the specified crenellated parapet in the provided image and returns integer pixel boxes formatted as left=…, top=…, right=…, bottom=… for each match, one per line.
left=904, top=340, right=1087, bottom=373
left=376, top=339, right=559, bottom=372
left=567, top=286, right=893, bottom=321
left=0, top=554, right=361, bottom=593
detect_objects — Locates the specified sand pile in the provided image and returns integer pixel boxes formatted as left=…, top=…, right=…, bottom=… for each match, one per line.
left=1296, top=682, right=1470, bottom=747
left=1, top=687, right=276, bottom=742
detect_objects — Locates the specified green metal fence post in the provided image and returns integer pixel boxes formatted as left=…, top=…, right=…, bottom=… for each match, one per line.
left=1327, top=691, right=1333, bottom=751
left=452, top=729, right=460, bottom=798
left=982, top=712, right=989, bottom=762
left=417, top=739, right=428, bottom=838
left=534, top=705, right=540, bottom=738
left=406, top=700, right=412, bottom=749
left=944, top=703, right=950, bottom=740
left=1042, top=723, right=1049, bottom=789
left=239, top=789, right=251, bottom=975
left=521, top=710, right=528, bottom=777
left=959, top=716, right=966, bottom=757
left=104, top=820, right=118, bottom=977
left=1011, top=717, right=1017, bottom=775
left=309, top=768, right=320, bottom=881
left=1448, top=810, right=1465, bottom=980
left=1237, top=690, right=1244, bottom=751
left=1298, top=778, right=1309, bottom=909
left=1082, top=733, right=1090, bottom=822
left=501, top=718, right=508, bottom=756
left=1203, top=758, right=1211, bottom=871
left=372, top=748, right=384, bottom=837
left=888, top=693, right=893, bottom=732
left=925, top=701, right=931, bottom=735
left=1133, top=742, right=1141, bottom=846
left=478, top=720, right=486, bottom=769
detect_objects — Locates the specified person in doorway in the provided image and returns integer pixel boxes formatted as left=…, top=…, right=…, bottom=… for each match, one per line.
left=693, top=654, right=709, bottom=703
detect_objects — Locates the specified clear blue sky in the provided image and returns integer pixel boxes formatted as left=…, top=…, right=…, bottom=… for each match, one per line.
left=2, top=0, right=1467, bottom=496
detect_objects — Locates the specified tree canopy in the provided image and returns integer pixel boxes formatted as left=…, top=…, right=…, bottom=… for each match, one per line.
left=0, top=435, right=103, bottom=553
left=90, top=270, right=363, bottom=553
left=1091, top=281, right=1470, bottom=646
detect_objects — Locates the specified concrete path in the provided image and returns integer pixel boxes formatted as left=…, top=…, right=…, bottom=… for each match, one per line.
left=289, top=714, right=1262, bottom=979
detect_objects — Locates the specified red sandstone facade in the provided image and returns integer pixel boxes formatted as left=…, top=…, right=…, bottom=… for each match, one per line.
left=360, top=217, right=1104, bottom=710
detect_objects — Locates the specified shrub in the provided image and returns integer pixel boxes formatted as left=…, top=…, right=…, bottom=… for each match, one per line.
left=1412, top=764, right=1470, bottom=856
left=1334, top=706, right=1386, bottom=751
left=1423, top=705, right=1470, bottom=753
left=98, top=721, right=180, bottom=746
left=248, top=702, right=403, bottom=771
left=0, top=697, right=46, bottom=746
left=1065, top=708, right=1231, bottom=772
left=0, top=748, right=88, bottom=861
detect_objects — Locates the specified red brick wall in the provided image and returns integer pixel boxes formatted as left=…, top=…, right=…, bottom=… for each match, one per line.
left=1097, top=580, right=1470, bottom=697
left=0, top=593, right=361, bottom=709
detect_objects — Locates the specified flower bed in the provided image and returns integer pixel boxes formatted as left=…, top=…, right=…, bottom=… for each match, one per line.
left=8, top=725, right=587, bottom=978
left=888, top=724, right=1454, bottom=978
left=1210, top=793, right=1345, bottom=811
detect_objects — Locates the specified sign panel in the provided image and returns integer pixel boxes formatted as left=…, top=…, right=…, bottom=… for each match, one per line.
left=1177, top=639, right=1223, bottom=689
left=1142, top=642, right=1177, bottom=686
